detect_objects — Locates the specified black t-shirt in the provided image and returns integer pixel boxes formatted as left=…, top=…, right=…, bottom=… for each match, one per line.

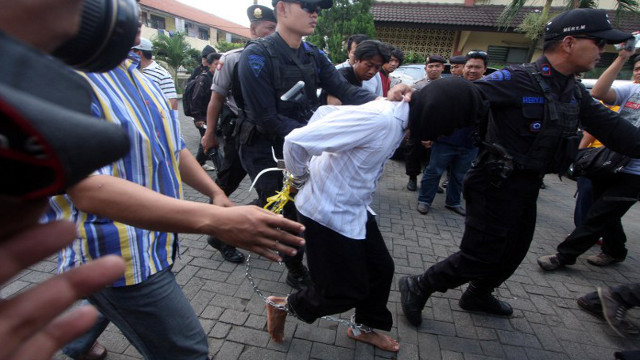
left=320, top=67, right=362, bottom=105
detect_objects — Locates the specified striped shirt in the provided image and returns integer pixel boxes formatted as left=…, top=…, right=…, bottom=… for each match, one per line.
left=45, top=52, right=186, bottom=287
left=284, top=100, right=409, bottom=239
left=142, top=61, right=177, bottom=101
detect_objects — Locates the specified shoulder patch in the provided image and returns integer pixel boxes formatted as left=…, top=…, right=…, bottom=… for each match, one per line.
left=248, top=54, right=265, bottom=78
left=483, top=69, right=511, bottom=81
left=318, top=49, right=332, bottom=64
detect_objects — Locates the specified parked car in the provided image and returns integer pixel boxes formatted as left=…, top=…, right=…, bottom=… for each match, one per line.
left=579, top=78, right=633, bottom=92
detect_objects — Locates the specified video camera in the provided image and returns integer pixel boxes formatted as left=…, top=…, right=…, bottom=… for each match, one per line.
left=54, top=0, right=140, bottom=72
left=0, top=0, right=140, bottom=199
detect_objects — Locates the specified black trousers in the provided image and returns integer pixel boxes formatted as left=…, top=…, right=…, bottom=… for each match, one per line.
left=288, top=212, right=394, bottom=330
left=557, top=172, right=640, bottom=264
left=421, top=167, right=541, bottom=293
left=215, top=134, right=247, bottom=196
left=405, top=138, right=428, bottom=177
left=195, top=125, right=208, bottom=165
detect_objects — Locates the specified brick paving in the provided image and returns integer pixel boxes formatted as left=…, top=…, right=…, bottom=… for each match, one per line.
left=7, top=109, right=640, bottom=359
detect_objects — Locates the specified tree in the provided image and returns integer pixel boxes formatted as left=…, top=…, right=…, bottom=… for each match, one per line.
left=216, top=41, right=244, bottom=53
left=498, top=0, right=639, bottom=62
left=152, top=32, right=200, bottom=82
left=306, top=0, right=376, bottom=64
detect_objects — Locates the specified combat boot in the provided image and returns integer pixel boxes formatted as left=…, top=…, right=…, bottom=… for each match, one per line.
left=399, top=275, right=433, bottom=326
left=459, top=283, right=513, bottom=316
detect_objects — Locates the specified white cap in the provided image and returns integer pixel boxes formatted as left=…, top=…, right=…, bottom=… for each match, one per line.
left=132, top=38, right=153, bottom=51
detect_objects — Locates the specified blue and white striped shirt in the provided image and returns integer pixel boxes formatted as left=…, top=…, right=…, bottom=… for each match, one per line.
left=45, top=52, right=186, bottom=287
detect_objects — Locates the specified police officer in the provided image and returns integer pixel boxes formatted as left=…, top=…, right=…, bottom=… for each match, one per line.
left=399, top=8, right=640, bottom=327
left=236, top=0, right=409, bottom=289
left=200, top=5, right=277, bottom=264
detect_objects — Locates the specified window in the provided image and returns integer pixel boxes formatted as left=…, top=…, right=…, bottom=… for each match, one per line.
left=150, top=14, right=165, bottom=30
left=198, top=27, right=209, bottom=41
left=141, top=11, right=149, bottom=26
left=487, top=45, right=528, bottom=65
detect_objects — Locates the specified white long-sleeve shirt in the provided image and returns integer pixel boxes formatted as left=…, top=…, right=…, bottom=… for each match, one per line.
left=283, top=100, right=409, bottom=239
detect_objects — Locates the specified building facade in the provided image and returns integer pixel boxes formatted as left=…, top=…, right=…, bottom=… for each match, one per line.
left=371, top=0, right=640, bottom=76
left=139, top=0, right=250, bottom=52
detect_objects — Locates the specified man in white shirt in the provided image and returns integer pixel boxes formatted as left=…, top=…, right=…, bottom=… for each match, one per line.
left=265, top=99, right=409, bottom=352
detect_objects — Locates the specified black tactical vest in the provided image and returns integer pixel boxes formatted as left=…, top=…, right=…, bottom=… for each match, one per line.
left=248, top=36, right=321, bottom=124
left=484, top=64, right=582, bottom=175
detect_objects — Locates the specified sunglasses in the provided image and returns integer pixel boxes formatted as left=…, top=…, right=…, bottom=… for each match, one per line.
left=292, top=1, right=321, bottom=14
left=571, top=36, right=607, bottom=49
left=467, top=50, right=488, bottom=58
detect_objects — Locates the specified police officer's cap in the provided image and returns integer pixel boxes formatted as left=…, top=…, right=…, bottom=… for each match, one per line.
left=544, top=8, right=633, bottom=43
left=247, top=5, right=276, bottom=23
left=449, top=55, right=466, bottom=65
left=426, top=55, right=446, bottom=64
left=272, top=0, right=333, bottom=10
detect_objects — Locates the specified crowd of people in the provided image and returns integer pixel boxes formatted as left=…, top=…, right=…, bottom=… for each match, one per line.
left=2, top=0, right=640, bottom=359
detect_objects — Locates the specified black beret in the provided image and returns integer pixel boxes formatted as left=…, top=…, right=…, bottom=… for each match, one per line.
left=449, top=55, right=466, bottom=64
left=426, top=55, right=446, bottom=64
left=247, top=5, right=276, bottom=23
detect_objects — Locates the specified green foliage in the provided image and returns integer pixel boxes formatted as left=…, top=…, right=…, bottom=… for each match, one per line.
left=216, top=41, right=244, bottom=53
left=403, top=51, right=427, bottom=65
left=152, top=32, right=198, bottom=81
left=306, top=0, right=376, bottom=64
left=515, top=11, right=549, bottom=41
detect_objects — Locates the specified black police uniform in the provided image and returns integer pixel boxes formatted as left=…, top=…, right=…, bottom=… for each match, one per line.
left=237, top=32, right=376, bottom=204
left=237, top=31, right=377, bottom=273
left=417, top=55, right=640, bottom=299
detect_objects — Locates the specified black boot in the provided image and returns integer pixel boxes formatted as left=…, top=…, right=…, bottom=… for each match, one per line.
left=399, top=275, right=432, bottom=327
left=459, top=283, right=513, bottom=316
left=285, top=260, right=313, bottom=290
left=207, top=236, right=245, bottom=263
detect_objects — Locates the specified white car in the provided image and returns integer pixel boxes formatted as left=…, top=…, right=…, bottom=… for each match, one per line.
left=579, top=78, right=633, bottom=92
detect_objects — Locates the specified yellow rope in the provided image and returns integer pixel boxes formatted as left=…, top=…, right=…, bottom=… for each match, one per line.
left=263, top=174, right=295, bottom=214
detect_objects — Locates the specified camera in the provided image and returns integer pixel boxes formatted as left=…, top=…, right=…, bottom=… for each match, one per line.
left=52, top=0, right=140, bottom=72
left=614, top=33, right=640, bottom=52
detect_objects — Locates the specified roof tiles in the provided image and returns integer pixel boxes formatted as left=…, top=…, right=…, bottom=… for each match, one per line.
left=371, top=2, right=640, bottom=32
left=140, top=0, right=251, bottom=39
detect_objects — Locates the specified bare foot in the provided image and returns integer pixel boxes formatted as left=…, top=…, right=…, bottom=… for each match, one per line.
left=266, top=296, right=287, bottom=343
left=347, top=327, right=400, bottom=352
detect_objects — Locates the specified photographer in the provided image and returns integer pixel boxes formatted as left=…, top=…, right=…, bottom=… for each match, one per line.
left=0, top=1, right=128, bottom=359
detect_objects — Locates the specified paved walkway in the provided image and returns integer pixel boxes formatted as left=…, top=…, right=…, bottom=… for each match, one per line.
left=7, top=109, right=639, bottom=359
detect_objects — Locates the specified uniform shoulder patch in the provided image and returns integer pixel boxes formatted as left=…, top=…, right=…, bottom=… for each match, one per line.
left=318, top=49, right=332, bottom=64
left=248, top=54, right=266, bottom=78
left=483, top=69, right=512, bottom=81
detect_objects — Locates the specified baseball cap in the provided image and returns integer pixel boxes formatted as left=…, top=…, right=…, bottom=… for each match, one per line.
left=272, top=0, right=333, bottom=10
left=248, top=5, right=276, bottom=23
left=426, top=55, right=446, bottom=64
left=449, top=55, right=466, bottom=65
left=544, top=8, right=633, bottom=43
left=132, top=37, right=153, bottom=51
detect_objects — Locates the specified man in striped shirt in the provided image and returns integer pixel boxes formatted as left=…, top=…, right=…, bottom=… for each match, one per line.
left=47, top=10, right=305, bottom=359
left=132, top=37, right=178, bottom=111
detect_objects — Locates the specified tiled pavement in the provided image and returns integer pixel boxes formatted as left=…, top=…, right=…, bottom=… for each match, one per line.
left=7, top=109, right=640, bottom=360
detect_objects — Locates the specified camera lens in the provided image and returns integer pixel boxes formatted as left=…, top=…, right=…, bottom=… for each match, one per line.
left=52, top=0, right=139, bottom=73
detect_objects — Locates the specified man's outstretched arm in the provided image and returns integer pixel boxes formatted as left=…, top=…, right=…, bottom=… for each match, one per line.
left=67, top=175, right=305, bottom=262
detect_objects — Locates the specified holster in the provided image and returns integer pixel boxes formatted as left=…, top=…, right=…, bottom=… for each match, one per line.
left=473, top=142, right=514, bottom=188
left=218, top=105, right=237, bottom=138
left=238, top=119, right=257, bottom=146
